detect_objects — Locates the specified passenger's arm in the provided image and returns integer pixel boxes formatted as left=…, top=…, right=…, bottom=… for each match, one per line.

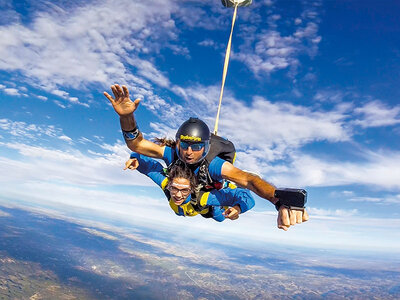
left=210, top=206, right=227, bottom=222
left=204, top=188, right=255, bottom=220
left=125, top=153, right=167, bottom=189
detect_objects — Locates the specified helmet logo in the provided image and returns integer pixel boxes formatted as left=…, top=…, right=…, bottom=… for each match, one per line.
left=180, top=135, right=201, bottom=142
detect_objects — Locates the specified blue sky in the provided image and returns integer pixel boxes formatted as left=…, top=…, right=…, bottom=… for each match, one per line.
left=1, top=0, right=400, bottom=254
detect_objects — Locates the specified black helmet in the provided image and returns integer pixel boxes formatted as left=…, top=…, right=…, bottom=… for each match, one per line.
left=175, top=117, right=210, bottom=163
left=176, top=117, right=210, bottom=142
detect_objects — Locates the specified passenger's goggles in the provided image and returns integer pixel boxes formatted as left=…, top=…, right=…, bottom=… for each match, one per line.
left=168, top=183, right=191, bottom=196
left=179, top=141, right=205, bottom=151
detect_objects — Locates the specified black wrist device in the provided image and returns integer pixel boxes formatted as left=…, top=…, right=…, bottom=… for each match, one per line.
left=274, top=188, right=307, bottom=211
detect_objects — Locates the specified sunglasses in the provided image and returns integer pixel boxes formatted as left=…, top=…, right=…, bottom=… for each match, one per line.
left=179, top=141, right=205, bottom=151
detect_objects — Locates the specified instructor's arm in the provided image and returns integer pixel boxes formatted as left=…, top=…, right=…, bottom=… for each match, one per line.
left=104, top=84, right=164, bottom=159
left=221, top=162, right=309, bottom=230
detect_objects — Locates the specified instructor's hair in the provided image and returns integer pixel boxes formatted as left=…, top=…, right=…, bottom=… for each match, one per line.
left=168, top=163, right=197, bottom=192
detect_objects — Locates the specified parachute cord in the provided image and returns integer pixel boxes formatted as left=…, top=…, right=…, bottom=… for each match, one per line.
left=213, top=3, right=239, bottom=136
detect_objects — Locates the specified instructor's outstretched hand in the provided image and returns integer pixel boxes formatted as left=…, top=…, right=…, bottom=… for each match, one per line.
left=104, top=84, right=141, bottom=117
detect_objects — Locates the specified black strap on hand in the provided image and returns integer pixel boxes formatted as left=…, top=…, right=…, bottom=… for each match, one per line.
left=274, top=188, right=307, bottom=211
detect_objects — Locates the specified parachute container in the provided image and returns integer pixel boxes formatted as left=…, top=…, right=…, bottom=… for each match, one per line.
left=221, top=0, right=252, bottom=7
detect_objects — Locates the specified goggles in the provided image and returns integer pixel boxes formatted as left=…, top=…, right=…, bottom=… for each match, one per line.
left=168, top=183, right=191, bottom=196
left=179, top=141, right=205, bottom=151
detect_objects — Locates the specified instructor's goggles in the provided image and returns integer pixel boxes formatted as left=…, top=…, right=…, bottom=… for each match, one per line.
left=179, top=141, right=205, bottom=151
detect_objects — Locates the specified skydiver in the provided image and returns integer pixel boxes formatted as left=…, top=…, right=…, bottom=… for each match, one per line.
left=125, top=153, right=254, bottom=221
left=104, top=84, right=309, bottom=231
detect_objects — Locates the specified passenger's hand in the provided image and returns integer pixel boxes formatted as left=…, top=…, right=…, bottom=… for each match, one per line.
left=124, top=158, right=139, bottom=170
left=278, top=207, right=309, bottom=231
left=223, top=205, right=241, bottom=220
left=104, top=84, right=141, bottom=117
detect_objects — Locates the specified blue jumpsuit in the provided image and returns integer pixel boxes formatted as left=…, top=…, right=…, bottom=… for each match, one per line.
left=131, top=153, right=255, bottom=222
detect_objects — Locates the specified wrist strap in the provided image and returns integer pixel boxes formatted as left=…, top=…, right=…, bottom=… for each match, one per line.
left=275, top=200, right=305, bottom=211
left=275, top=200, right=283, bottom=211
left=122, top=127, right=140, bottom=141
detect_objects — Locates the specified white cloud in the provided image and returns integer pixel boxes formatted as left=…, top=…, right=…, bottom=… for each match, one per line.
left=0, top=118, right=152, bottom=187
left=172, top=83, right=223, bottom=115
left=168, top=82, right=400, bottom=191
left=308, top=207, right=359, bottom=217
left=1, top=117, right=399, bottom=253
left=0, top=141, right=152, bottom=187
left=0, top=119, right=63, bottom=140
left=144, top=77, right=400, bottom=194
left=54, top=100, right=66, bottom=109
left=198, top=39, right=220, bottom=49
left=313, top=89, right=349, bottom=103
left=0, top=0, right=183, bottom=105
left=234, top=2, right=322, bottom=76
left=59, top=135, right=72, bottom=142
left=126, top=58, right=170, bottom=88
left=1, top=136, right=395, bottom=255
left=52, top=89, right=69, bottom=98
left=0, top=83, right=25, bottom=96
left=353, top=100, right=400, bottom=128
left=2, top=185, right=400, bottom=253
left=36, top=95, right=48, bottom=101
left=235, top=29, right=305, bottom=75
left=172, top=2, right=224, bottom=31
left=216, top=95, right=350, bottom=163
left=270, top=151, right=400, bottom=191
left=349, top=194, right=400, bottom=205
left=51, top=89, right=87, bottom=107
left=3, top=88, right=20, bottom=96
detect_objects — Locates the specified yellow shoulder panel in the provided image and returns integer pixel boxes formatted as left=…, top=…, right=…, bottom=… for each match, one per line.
left=161, top=178, right=169, bottom=190
left=200, top=192, right=210, bottom=207
left=169, top=200, right=179, bottom=214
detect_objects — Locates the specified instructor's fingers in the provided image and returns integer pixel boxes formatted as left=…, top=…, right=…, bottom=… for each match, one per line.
left=115, top=84, right=124, bottom=96
left=295, top=210, right=303, bottom=224
left=111, top=85, right=119, bottom=98
left=278, top=208, right=290, bottom=231
left=302, top=209, right=309, bottom=222
left=280, top=207, right=290, bottom=226
left=289, top=209, right=296, bottom=226
left=122, top=85, right=129, bottom=98
left=278, top=217, right=289, bottom=231
left=133, top=98, right=141, bottom=107
left=103, top=92, right=114, bottom=103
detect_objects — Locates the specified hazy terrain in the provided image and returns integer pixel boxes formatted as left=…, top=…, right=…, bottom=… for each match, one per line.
left=1, top=204, right=400, bottom=299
